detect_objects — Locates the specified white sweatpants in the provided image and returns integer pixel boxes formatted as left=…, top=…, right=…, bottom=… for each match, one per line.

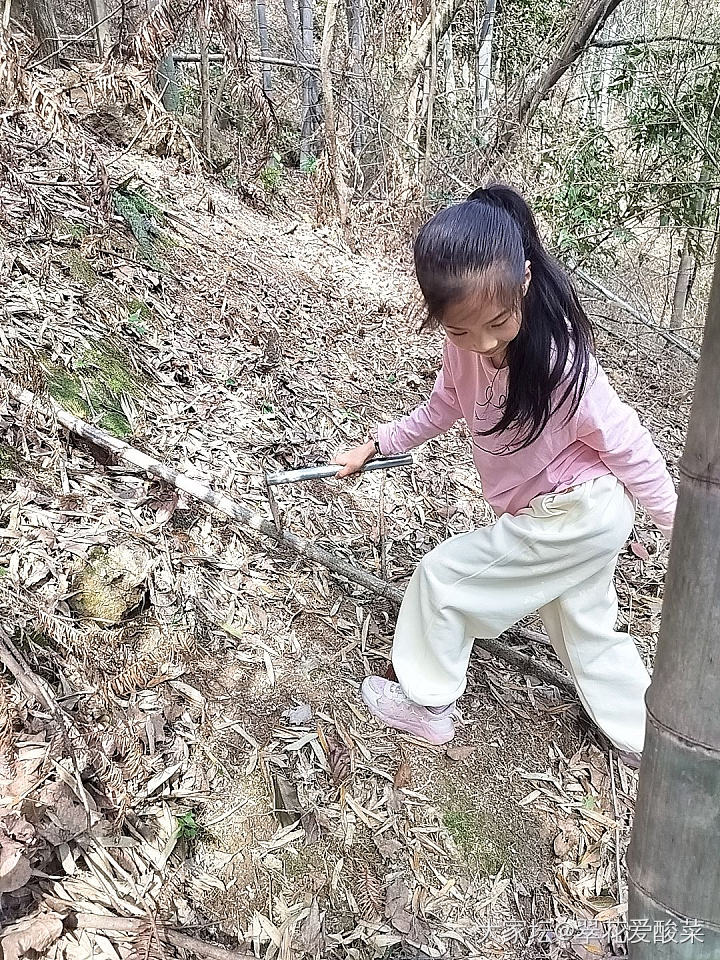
left=392, top=474, right=650, bottom=753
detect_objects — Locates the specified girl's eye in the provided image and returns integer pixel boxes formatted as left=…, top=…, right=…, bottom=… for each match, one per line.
left=491, top=316, right=508, bottom=329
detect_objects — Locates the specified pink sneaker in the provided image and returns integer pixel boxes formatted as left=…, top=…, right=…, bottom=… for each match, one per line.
left=361, top=676, right=455, bottom=745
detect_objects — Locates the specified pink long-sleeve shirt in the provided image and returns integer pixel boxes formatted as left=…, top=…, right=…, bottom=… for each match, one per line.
left=377, top=340, right=677, bottom=537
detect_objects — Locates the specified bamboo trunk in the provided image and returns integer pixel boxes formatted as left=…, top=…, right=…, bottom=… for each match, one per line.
left=319, top=0, right=350, bottom=226
left=298, top=0, right=320, bottom=167
left=87, top=0, right=110, bottom=58
left=158, top=55, right=181, bottom=111
left=670, top=165, right=713, bottom=331
left=670, top=231, right=694, bottom=331
left=442, top=25, right=457, bottom=115
left=199, top=2, right=211, bottom=157
left=626, top=252, right=720, bottom=957
left=423, top=0, right=437, bottom=186
left=474, top=0, right=494, bottom=123
left=256, top=0, right=273, bottom=95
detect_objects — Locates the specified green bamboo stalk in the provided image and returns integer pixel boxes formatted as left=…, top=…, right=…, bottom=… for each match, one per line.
left=627, top=254, right=720, bottom=957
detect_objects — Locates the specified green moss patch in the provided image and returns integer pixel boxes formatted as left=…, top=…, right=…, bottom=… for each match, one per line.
left=45, top=341, right=144, bottom=439
left=61, top=249, right=99, bottom=287
left=442, top=791, right=513, bottom=877
left=113, top=186, right=170, bottom=267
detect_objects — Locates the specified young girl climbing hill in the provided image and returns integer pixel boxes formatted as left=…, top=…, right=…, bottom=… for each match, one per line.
left=333, top=185, right=676, bottom=769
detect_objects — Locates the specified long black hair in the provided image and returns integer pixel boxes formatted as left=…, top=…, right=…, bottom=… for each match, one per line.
left=414, top=184, right=594, bottom=451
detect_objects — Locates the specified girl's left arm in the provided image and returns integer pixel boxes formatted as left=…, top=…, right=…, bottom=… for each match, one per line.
left=576, top=361, right=677, bottom=539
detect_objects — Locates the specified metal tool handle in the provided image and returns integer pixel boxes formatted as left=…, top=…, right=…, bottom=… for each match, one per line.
left=265, top=454, right=413, bottom=486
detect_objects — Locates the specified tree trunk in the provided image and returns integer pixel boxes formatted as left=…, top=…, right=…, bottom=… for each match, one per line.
left=442, top=24, right=457, bottom=116
left=474, top=0, right=494, bottom=125
left=256, top=0, right=273, bottom=95
left=298, top=0, right=320, bottom=167
left=626, top=254, right=720, bottom=958
left=495, top=0, right=622, bottom=155
left=391, top=0, right=465, bottom=105
left=670, top=231, right=694, bottom=331
left=27, top=0, right=60, bottom=68
left=199, top=2, right=212, bottom=157
left=87, top=0, right=110, bottom=58
left=345, top=0, right=365, bottom=156
left=424, top=0, right=437, bottom=185
left=594, top=14, right=617, bottom=128
left=406, top=74, right=422, bottom=164
left=319, top=0, right=350, bottom=227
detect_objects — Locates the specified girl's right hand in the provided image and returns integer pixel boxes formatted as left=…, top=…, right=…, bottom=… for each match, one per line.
left=332, top=440, right=377, bottom=479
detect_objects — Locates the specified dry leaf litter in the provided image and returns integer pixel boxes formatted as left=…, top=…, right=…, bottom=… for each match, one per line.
left=0, top=28, right=695, bottom=960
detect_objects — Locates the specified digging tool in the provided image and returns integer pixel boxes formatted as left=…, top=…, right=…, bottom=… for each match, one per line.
left=263, top=454, right=413, bottom=530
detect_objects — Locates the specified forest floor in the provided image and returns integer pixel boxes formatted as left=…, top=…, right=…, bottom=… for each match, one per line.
left=0, top=128, right=696, bottom=960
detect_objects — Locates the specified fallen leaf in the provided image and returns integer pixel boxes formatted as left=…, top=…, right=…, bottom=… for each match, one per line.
left=374, top=835, right=404, bottom=860
left=284, top=703, right=313, bottom=725
left=358, top=861, right=383, bottom=918
left=571, top=940, right=606, bottom=959
left=382, top=661, right=398, bottom=682
left=446, top=744, right=476, bottom=761
left=1, top=914, right=64, bottom=960
left=324, top=734, right=351, bottom=786
left=1, top=814, right=35, bottom=844
left=272, top=774, right=302, bottom=828
left=630, top=541, right=650, bottom=561
left=384, top=877, right=414, bottom=935
left=36, top=787, right=90, bottom=845
left=393, top=758, right=412, bottom=789
left=553, top=817, right=581, bottom=859
left=157, top=492, right=179, bottom=521
left=301, top=809, right=321, bottom=844
left=296, top=898, right=324, bottom=956
left=0, top=836, right=31, bottom=894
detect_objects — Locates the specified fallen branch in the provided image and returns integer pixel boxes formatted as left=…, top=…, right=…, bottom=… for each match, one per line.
left=72, top=913, right=253, bottom=960
left=572, top=266, right=700, bottom=362
left=8, top=383, right=575, bottom=694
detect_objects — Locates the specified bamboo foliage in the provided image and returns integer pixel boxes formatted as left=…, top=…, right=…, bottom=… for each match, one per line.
left=627, top=254, right=720, bottom=956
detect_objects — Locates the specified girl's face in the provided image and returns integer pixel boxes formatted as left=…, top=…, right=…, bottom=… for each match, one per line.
left=441, top=262, right=531, bottom=368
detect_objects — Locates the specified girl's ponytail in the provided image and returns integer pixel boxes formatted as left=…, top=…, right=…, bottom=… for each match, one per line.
left=466, top=184, right=595, bottom=450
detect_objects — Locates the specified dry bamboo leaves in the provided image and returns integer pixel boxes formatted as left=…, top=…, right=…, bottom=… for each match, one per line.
left=0, top=912, right=64, bottom=960
left=0, top=59, right=690, bottom=958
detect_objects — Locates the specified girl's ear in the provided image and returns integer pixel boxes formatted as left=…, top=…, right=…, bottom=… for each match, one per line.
left=523, top=260, right=532, bottom=296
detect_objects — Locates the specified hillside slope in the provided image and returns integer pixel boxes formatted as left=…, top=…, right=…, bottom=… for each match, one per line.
left=1, top=118, right=694, bottom=958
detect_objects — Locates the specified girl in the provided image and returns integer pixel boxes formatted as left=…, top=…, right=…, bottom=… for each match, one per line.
left=333, top=185, right=676, bottom=768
